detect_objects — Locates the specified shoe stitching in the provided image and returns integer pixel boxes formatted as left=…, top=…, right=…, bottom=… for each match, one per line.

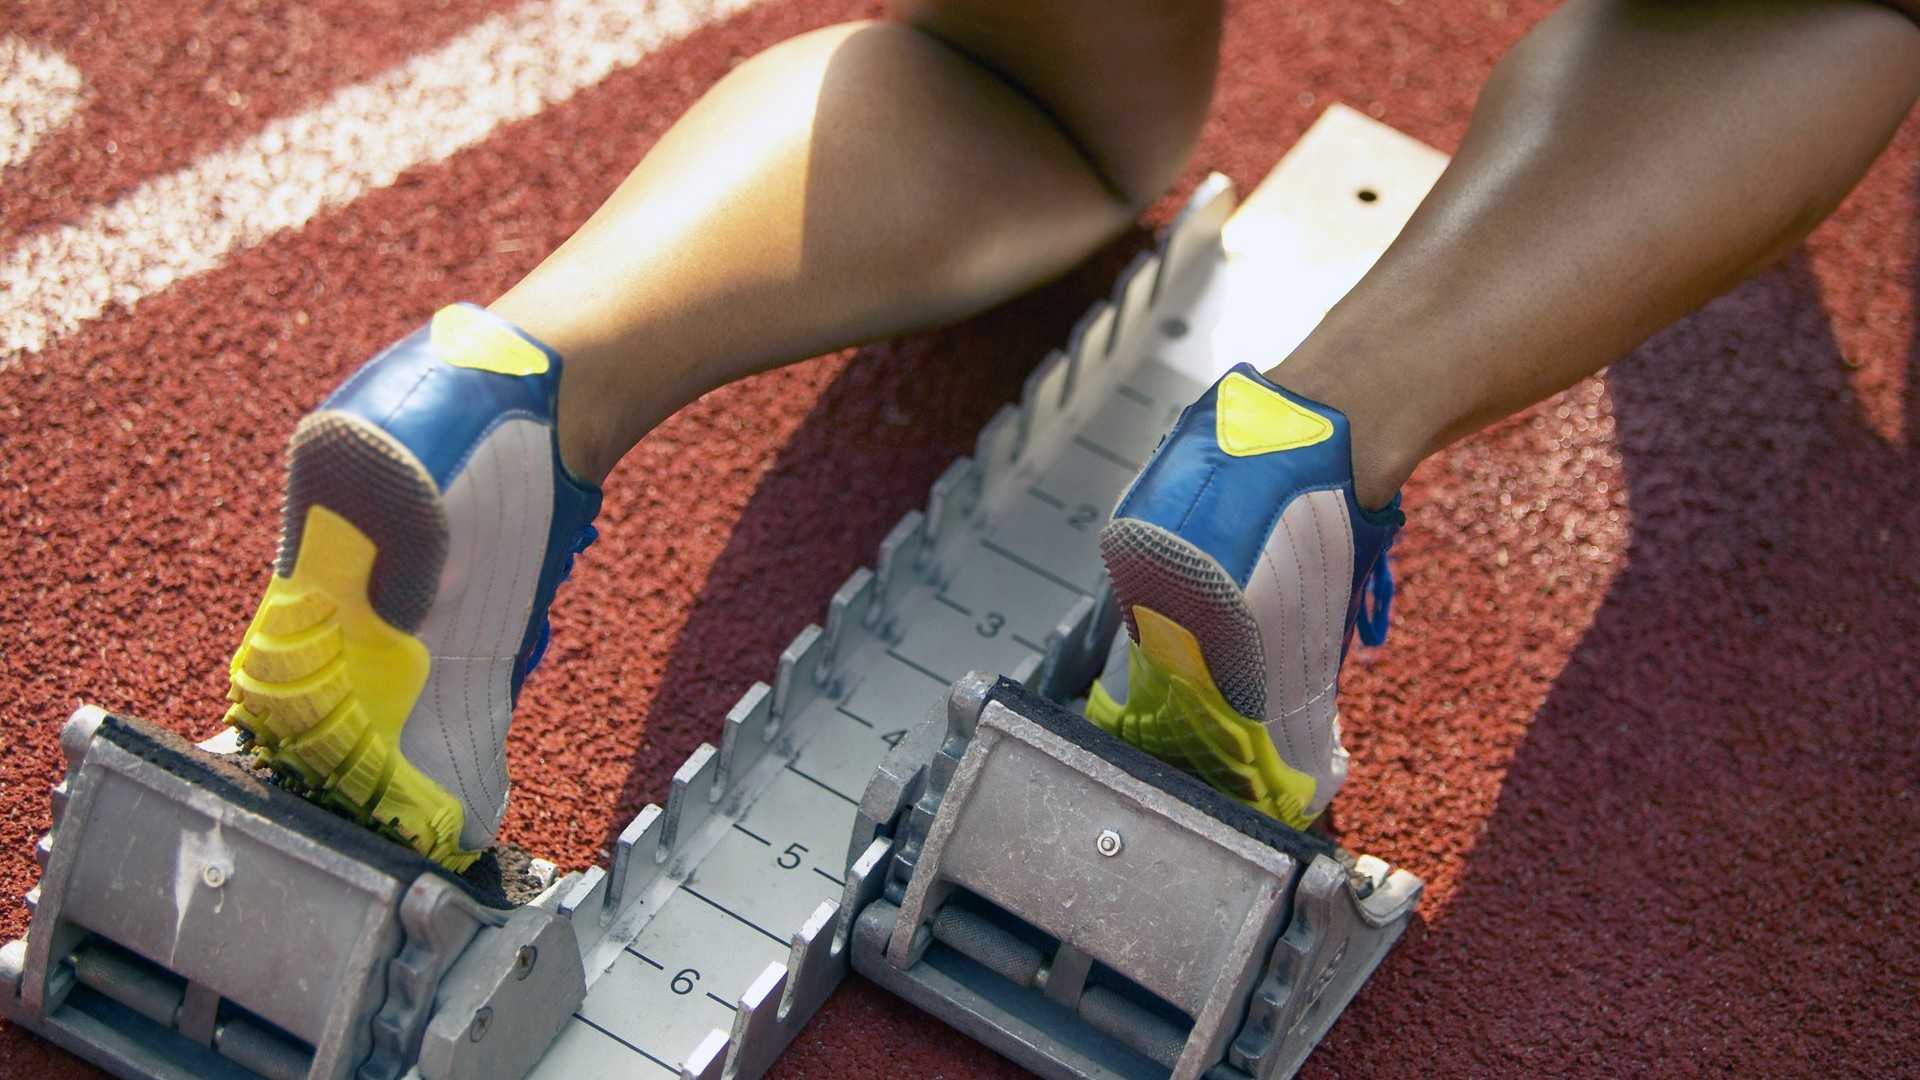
left=1256, top=478, right=1344, bottom=571
left=375, top=364, right=437, bottom=430
left=1173, top=466, right=1216, bottom=533
left=1300, top=495, right=1331, bottom=765
left=1267, top=678, right=1339, bottom=723
left=465, top=428, right=520, bottom=811
left=1257, top=539, right=1300, bottom=769
left=433, top=453, right=478, bottom=817
left=1322, top=492, right=1351, bottom=716
left=441, top=408, right=541, bottom=495
left=490, top=429, right=546, bottom=803
left=1278, top=507, right=1312, bottom=742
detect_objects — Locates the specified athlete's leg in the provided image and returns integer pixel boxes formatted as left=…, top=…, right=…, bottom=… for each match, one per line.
left=1280, top=0, right=1920, bottom=510
left=1095, top=0, right=1920, bottom=829
left=229, top=1, right=1223, bottom=867
left=495, top=1, right=1222, bottom=483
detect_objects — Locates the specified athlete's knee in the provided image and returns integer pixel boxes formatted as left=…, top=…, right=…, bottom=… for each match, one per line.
left=889, top=0, right=1222, bottom=208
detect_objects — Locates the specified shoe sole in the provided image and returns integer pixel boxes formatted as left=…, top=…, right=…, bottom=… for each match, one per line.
left=224, top=411, right=476, bottom=870
left=1096, top=518, right=1322, bottom=828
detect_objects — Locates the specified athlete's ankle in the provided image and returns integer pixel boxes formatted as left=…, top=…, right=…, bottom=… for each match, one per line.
left=478, top=304, right=619, bottom=485
left=1345, top=438, right=1414, bottom=514
left=1257, top=361, right=1416, bottom=512
left=553, top=400, right=622, bottom=488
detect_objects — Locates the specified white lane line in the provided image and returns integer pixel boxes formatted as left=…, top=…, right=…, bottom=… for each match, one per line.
left=0, top=0, right=760, bottom=363
left=0, top=36, right=88, bottom=170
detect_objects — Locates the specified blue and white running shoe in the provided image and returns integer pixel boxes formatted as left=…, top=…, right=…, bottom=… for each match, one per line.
left=1089, top=363, right=1400, bottom=830
left=225, top=303, right=601, bottom=870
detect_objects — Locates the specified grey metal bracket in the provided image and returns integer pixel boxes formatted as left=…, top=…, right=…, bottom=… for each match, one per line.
left=0, top=707, right=584, bottom=1080
left=851, top=676, right=1422, bottom=1080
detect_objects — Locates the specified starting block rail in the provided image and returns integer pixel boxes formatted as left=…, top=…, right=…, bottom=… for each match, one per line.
left=4, top=105, right=1447, bottom=1080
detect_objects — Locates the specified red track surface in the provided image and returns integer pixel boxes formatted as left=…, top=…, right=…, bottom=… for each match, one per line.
left=4, top=1, right=1918, bottom=1076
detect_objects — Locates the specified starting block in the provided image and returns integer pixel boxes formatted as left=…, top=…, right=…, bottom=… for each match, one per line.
left=2, top=708, right=580, bottom=1080
left=850, top=674, right=1420, bottom=1080
left=4, top=106, right=1446, bottom=1080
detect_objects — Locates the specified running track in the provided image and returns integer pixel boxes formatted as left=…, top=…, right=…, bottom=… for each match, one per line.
left=3, top=1, right=1917, bottom=1075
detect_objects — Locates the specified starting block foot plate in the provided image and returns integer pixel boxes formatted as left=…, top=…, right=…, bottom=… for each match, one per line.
left=851, top=675, right=1421, bottom=1080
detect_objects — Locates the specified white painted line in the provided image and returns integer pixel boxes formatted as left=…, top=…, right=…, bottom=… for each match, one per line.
left=0, top=0, right=760, bottom=363
left=0, top=36, right=87, bottom=170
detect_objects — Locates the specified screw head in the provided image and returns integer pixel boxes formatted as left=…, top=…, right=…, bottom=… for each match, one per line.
left=469, top=1006, right=493, bottom=1043
left=1095, top=829, right=1123, bottom=858
left=514, top=944, right=538, bottom=980
left=201, top=864, right=228, bottom=888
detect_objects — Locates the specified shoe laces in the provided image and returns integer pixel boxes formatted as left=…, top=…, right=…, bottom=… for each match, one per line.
left=523, top=522, right=599, bottom=677
left=1355, top=552, right=1393, bottom=648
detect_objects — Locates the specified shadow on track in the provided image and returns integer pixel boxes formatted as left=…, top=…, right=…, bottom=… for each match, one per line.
left=1318, top=251, right=1920, bottom=1076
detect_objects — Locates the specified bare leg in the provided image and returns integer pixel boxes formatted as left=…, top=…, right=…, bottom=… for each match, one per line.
left=1271, top=0, right=1920, bottom=509
left=491, top=2, right=1222, bottom=483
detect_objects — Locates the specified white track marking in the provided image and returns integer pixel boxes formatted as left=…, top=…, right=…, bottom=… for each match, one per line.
left=0, top=0, right=759, bottom=363
left=0, top=36, right=87, bottom=170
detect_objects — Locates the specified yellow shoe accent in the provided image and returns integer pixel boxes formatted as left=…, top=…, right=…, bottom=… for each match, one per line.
left=430, top=304, right=549, bottom=377
left=1214, top=371, right=1333, bottom=458
left=1087, top=605, right=1321, bottom=829
left=225, top=506, right=477, bottom=871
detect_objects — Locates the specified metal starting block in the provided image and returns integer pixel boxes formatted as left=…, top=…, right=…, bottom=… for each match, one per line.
left=2, top=706, right=584, bottom=1080
left=850, top=675, right=1420, bottom=1080
left=5, top=107, right=1448, bottom=1080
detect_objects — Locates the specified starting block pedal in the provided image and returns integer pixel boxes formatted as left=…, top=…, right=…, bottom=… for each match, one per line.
left=2, top=706, right=584, bottom=1080
left=5, top=106, right=1448, bottom=1080
left=849, top=674, right=1420, bottom=1080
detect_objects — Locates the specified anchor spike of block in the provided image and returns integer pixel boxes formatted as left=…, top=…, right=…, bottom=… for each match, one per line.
left=972, top=404, right=1023, bottom=507
left=922, top=458, right=979, bottom=571
left=823, top=569, right=876, bottom=679
left=717, top=682, right=775, bottom=799
left=605, top=805, right=665, bottom=917
left=1155, top=171, right=1237, bottom=305
left=1107, top=250, right=1164, bottom=361
left=873, top=512, right=928, bottom=630
left=772, top=624, right=827, bottom=727
left=657, top=745, right=720, bottom=867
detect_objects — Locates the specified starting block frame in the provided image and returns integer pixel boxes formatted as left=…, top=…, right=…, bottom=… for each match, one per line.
left=4, top=105, right=1447, bottom=1080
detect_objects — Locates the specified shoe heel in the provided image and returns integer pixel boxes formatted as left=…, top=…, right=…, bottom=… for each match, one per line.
left=225, top=414, right=474, bottom=869
left=1098, top=521, right=1322, bottom=828
left=278, top=411, right=449, bottom=631
left=1099, top=519, right=1266, bottom=712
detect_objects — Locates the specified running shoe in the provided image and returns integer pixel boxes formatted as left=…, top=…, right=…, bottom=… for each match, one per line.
left=1088, top=363, right=1400, bottom=829
left=224, top=303, right=601, bottom=870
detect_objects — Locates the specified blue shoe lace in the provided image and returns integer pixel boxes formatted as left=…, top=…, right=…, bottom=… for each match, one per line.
left=1355, top=553, right=1393, bottom=648
left=522, top=522, right=599, bottom=677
